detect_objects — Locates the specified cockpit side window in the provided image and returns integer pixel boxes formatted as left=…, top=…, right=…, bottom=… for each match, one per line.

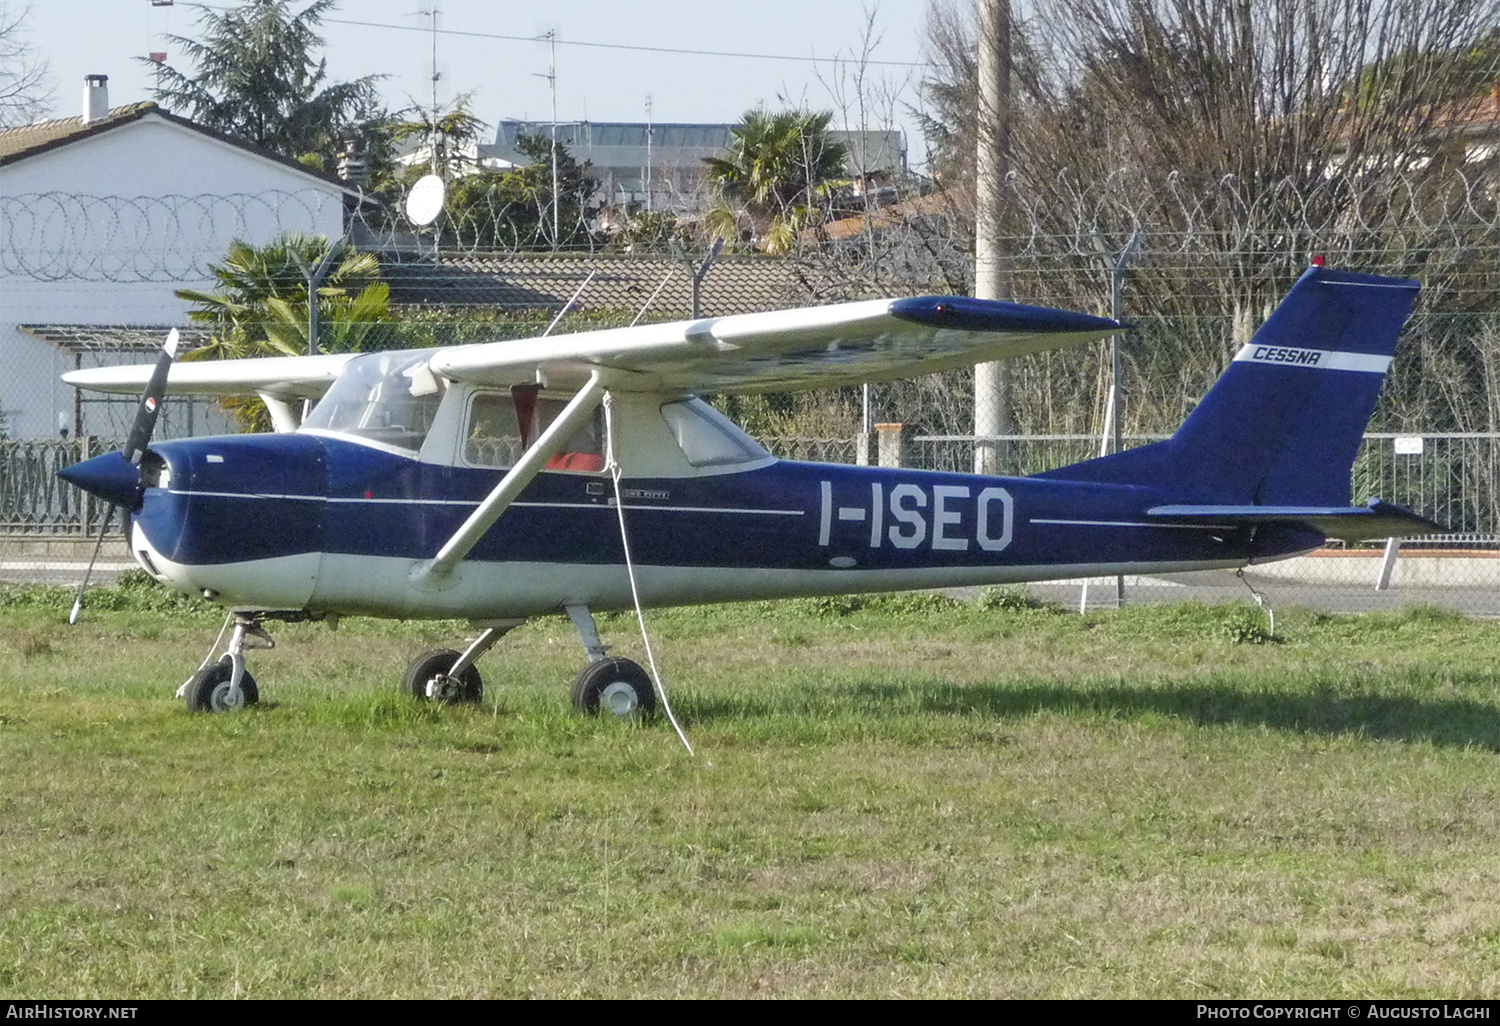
left=464, top=390, right=606, bottom=472
left=660, top=399, right=769, bottom=467
left=302, top=351, right=444, bottom=454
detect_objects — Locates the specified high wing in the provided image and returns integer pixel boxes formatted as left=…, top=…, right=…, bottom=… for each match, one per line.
left=63, top=353, right=358, bottom=401
left=430, top=296, right=1121, bottom=394
left=61, top=297, right=1118, bottom=400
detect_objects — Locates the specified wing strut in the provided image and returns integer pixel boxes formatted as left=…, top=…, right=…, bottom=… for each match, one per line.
left=413, top=373, right=605, bottom=584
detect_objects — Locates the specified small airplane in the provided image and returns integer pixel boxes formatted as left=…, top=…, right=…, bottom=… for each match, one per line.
left=57, top=265, right=1442, bottom=716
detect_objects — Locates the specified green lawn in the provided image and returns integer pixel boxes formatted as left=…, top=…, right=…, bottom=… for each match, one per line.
left=1, top=582, right=1497, bottom=997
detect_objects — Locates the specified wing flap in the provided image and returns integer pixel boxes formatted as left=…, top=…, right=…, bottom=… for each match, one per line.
left=1146, top=499, right=1447, bottom=542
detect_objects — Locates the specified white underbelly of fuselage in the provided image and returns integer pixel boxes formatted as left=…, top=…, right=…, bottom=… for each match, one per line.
left=134, top=521, right=1254, bottom=618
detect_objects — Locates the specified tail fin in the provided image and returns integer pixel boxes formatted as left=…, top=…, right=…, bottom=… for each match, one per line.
left=1038, top=266, right=1419, bottom=507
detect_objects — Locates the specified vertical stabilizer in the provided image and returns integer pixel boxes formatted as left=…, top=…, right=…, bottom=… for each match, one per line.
left=1038, top=267, right=1419, bottom=506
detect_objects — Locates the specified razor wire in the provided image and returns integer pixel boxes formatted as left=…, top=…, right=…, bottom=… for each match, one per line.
left=5, top=166, right=1500, bottom=285
left=1, top=191, right=346, bottom=282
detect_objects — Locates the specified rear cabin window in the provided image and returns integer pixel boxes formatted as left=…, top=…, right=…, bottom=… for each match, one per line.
left=464, top=391, right=606, bottom=472
left=660, top=399, right=768, bottom=467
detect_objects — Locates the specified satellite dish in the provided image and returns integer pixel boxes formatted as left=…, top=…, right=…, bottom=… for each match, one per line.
left=405, top=174, right=447, bottom=227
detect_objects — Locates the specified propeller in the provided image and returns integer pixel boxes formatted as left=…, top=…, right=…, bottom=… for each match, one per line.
left=58, top=329, right=179, bottom=624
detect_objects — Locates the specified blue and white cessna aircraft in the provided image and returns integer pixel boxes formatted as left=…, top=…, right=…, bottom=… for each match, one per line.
left=58, top=265, right=1439, bottom=715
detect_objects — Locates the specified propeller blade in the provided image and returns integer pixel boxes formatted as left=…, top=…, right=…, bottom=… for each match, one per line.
left=68, top=507, right=114, bottom=626
left=63, top=327, right=176, bottom=625
left=123, top=328, right=178, bottom=466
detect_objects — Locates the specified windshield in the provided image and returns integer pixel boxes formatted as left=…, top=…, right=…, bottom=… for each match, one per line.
left=302, top=351, right=443, bottom=453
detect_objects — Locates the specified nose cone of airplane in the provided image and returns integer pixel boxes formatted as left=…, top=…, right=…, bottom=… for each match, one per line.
left=58, top=451, right=144, bottom=510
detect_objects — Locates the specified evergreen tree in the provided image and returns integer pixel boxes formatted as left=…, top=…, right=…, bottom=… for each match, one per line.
left=144, top=0, right=381, bottom=168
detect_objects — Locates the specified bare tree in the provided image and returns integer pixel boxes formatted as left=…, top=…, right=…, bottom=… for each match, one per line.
left=0, top=2, right=51, bottom=128
left=868, top=0, right=1500, bottom=437
left=921, top=0, right=1500, bottom=309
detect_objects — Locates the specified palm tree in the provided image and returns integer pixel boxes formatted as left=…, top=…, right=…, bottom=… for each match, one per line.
left=144, top=0, right=380, bottom=167
left=177, top=233, right=392, bottom=359
left=703, top=108, right=848, bottom=254
left=177, top=234, right=394, bottom=431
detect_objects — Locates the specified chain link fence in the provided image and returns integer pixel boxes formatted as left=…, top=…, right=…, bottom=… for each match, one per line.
left=7, top=169, right=1500, bottom=610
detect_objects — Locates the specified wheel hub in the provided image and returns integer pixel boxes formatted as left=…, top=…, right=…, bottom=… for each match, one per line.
left=426, top=674, right=463, bottom=702
left=598, top=681, right=639, bottom=716
left=210, top=683, right=245, bottom=712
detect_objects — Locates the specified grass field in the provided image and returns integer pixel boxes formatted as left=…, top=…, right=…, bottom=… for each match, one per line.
left=1, top=580, right=1498, bottom=998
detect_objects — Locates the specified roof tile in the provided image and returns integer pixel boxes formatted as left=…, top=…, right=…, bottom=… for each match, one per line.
left=381, top=253, right=822, bottom=317
left=0, top=103, right=161, bottom=161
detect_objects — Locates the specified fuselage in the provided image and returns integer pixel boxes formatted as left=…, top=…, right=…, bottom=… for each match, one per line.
left=57, top=269, right=1427, bottom=624
left=126, top=408, right=1314, bottom=619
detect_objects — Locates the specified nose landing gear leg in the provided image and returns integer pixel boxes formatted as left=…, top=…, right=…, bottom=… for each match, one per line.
left=180, top=616, right=274, bottom=713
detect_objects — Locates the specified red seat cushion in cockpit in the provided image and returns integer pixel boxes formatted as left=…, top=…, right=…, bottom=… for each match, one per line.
left=545, top=452, right=605, bottom=472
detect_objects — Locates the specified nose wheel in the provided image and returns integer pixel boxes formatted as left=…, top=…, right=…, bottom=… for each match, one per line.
left=182, top=616, right=272, bottom=713
left=185, top=658, right=260, bottom=712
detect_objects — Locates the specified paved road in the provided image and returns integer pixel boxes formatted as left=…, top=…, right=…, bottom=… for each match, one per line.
left=1015, top=569, right=1500, bottom=617
left=0, top=562, right=134, bottom=587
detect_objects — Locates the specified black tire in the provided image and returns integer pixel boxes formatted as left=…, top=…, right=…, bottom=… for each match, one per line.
left=185, top=660, right=260, bottom=713
left=401, top=648, right=483, bottom=704
left=571, top=657, right=656, bottom=717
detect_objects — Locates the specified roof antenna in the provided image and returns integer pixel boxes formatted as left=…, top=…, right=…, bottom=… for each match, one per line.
left=428, top=4, right=441, bottom=176
left=630, top=271, right=675, bottom=327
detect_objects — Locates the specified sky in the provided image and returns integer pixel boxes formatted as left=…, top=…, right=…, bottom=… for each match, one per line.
left=21, top=0, right=936, bottom=166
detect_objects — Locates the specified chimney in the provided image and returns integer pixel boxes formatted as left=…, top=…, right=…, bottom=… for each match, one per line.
left=82, top=75, right=109, bottom=124
left=337, top=132, right=368, bottom=185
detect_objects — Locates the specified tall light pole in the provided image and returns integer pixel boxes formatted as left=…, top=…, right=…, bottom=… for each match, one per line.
left=973, top=0, right=1011, bottom=475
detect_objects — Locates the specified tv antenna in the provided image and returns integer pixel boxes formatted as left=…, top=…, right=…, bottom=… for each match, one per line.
left=410, top=4, right=442, bottom=174
left=533, top=30, right=560, bottom=249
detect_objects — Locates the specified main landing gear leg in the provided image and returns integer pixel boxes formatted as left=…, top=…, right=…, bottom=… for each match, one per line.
left=402, top=620, right=523, bottom=704
left=564, top=604, right=656, bottom=718
left=180, top=615, right=274, bottom=713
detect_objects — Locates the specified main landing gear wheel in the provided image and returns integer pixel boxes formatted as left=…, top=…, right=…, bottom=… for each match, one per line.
left=571, top=657, right=656, bottom=718
left=402, top=648, right=483, bottom=704
left=185, top=660, right=260, bottom=713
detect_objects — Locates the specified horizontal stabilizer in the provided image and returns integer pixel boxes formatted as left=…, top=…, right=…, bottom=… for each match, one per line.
left=1145, top=498, right=1447, bottom=542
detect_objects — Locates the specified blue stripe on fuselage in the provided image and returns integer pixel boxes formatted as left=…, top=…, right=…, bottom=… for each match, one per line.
left=137, top=434, right=1309, bottom=572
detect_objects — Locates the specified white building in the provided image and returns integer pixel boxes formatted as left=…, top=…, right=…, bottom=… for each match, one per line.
left=0, top=75, right=360, bottom=439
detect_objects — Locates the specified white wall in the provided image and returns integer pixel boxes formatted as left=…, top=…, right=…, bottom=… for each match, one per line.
left=0, top=115, right=348, bottom=437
